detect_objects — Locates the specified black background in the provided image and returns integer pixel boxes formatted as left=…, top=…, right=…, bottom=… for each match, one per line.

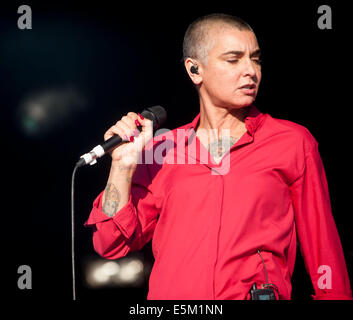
left=1, top=0, right=351, bottom=304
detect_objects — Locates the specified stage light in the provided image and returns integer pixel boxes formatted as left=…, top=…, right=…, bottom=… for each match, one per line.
left=16, top=85, right=87, bottom=136
left=91, top=261, right=120, bottom=285
left=84, top=255, right=146, bottom=288
left=112, top=258, right=144, bottom=286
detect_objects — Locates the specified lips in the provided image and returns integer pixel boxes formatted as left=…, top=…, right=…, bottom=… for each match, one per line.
left=239, top=83, right=256, bottom=89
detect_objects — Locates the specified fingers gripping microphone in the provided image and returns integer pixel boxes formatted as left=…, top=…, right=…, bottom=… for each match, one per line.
left=76, top=105, right=167, bottom=167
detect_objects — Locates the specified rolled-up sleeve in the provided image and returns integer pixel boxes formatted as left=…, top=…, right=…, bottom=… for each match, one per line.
left=290, top=141, right=352, bottom=300
left=84, top=162, right=159, bottom=260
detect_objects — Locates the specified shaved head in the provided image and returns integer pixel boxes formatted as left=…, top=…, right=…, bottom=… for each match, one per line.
left=183, top=13, right=254, bottom=65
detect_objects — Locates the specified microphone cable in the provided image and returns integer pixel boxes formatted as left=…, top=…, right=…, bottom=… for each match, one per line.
left=71, top=163, right=80, bottom=300
left=257, top=249, right=280, bottom=299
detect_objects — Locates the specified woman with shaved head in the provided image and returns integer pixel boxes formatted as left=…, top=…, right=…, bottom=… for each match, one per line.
left=85, top=13, right=352, bottom=300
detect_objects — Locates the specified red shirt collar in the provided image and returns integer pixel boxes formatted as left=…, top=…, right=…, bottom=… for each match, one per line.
left=186, top=104, right=264, bottom=137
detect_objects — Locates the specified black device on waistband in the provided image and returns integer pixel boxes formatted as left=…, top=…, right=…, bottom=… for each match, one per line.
left=250, top=283, right=277, bottom=300
left=249, top=250, right=280, bottom=300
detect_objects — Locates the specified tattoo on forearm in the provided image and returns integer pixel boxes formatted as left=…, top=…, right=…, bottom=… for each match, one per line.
left=102, top=183, right=121, bottom=217
left=117, top=166, right=132, bottom=183
left=208, top=136, right=239, bottom=162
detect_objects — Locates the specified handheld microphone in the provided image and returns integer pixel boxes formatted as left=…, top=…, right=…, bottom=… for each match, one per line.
left=76, top=105, right=167, bottom=167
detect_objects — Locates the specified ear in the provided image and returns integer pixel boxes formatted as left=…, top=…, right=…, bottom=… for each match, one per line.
left=184, top=58, right=203, bottom=85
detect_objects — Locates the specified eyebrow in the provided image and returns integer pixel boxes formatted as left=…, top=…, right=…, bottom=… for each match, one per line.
left=220, top=49, right=261, bottom=58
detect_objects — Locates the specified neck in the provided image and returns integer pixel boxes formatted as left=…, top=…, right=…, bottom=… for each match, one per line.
left=196, top=99, right=250, bottom=139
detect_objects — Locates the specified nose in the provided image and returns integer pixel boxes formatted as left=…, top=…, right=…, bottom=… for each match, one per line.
left=242, top=58, right=258, bottom=81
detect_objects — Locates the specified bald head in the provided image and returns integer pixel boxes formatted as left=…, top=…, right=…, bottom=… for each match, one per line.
left=183, top=13, right=254, bottom=65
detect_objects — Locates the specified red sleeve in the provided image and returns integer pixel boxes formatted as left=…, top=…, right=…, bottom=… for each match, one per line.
left=290, top=142, right=352, bottom=300
left=84, top=162, right=159, bottom=260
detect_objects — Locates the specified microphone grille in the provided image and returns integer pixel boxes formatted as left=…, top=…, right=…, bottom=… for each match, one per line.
left=143, top=105, right=167, bottom=130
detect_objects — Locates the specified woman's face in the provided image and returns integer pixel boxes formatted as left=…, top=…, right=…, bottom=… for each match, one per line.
left=199, top=27, right=262, bottom=109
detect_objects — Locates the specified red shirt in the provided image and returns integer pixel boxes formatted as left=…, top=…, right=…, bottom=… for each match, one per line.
left=84, top=105, right=352, bottom=300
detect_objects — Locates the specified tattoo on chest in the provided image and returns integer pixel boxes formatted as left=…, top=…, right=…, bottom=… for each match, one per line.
left=208, top=136, right=239, bottom=160
left=102, top=183, right=121, bottom=217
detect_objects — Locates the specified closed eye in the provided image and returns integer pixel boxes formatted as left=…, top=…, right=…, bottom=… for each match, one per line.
left=227, top=59, right=262, bottom=65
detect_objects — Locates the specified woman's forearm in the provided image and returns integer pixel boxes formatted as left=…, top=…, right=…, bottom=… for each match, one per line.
left=101, top=162, right=136, bottom=217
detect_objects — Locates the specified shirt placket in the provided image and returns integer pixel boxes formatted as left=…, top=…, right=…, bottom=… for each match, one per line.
left=182, top=124, right=255, bottom=298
